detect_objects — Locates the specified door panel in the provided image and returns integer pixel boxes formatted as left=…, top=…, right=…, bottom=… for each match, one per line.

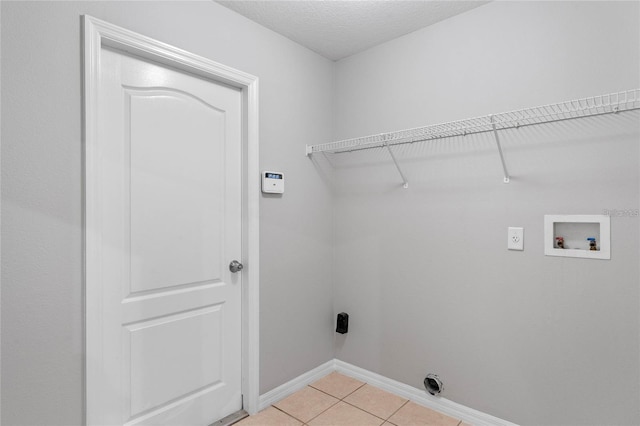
left=128, top=90, right=224, bottom=294
left=97, top=48, right=242, bottom=425
left=126, top=305, right=223, bottom=416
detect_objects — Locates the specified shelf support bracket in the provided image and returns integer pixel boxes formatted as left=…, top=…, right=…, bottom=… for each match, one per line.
left=490, top=115, right=510, bottom=183
left=383, top=139, right=409, bottom=189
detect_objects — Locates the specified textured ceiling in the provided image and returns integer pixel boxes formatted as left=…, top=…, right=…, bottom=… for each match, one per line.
left=216, top=1, right=489, bottom=61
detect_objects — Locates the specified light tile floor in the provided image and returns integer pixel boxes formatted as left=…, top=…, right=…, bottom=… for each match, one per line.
left=236, top=372, right=471, bottom=426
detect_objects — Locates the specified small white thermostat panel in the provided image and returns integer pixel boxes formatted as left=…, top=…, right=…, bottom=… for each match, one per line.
left=262, top=171, right=284, bottom=194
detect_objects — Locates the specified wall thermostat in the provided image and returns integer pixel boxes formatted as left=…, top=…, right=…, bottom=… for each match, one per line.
left=262, top=171, right=284, bottom=194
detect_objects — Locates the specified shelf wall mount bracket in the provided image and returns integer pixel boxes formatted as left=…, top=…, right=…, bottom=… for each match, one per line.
left=490, top=115, right=510, bottom=184
left=383, top=137, right=409, bottom=189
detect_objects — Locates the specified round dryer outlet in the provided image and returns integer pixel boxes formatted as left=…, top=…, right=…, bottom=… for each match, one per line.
left=424, top=374, right=443, bottom=396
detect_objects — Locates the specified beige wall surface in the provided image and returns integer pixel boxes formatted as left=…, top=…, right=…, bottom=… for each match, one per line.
left=1, top=2, right=334, bottom=424
left=332, top=2, right=639, bottom=425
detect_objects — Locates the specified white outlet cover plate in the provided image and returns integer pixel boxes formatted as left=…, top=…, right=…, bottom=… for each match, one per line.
left=508, top=227, right=524, bottom=251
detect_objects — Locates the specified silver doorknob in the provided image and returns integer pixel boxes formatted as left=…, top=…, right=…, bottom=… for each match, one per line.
left=229, top=260, right=244, bottom=273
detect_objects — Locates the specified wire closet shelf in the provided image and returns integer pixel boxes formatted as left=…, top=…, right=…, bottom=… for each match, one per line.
left=307, top=89, right=640, bottom=156
left=305, top=89, right=640, bottom=188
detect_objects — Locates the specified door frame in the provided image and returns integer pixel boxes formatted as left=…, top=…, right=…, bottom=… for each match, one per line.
left=82, top=15, right=260, bottom=423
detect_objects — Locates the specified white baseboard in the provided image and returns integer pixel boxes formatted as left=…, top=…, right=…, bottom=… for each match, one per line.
left=258, top=360, right=335, bottom=411
left=258, top=359, right=517, bottom=426
left=335, top=360, right=518, bottom=426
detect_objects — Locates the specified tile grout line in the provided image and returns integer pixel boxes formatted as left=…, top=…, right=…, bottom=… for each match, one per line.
left=385, top=399, right=410, bottom=423
left=301, top=378, right=372, bottom=424
left=338, top=381, right=410, bottom=424
left=308, top=380, right=366, bottom=401
left=339, top=393, right=408, bottom=423
left=296, top=385, right=341, bottom=425
left=288, top=378, right=410, bottom=426
left=338, top=381, right=367, bottom=400
left=308, top=378, right=406, bottom=425
left=270, top=405, right=308, bottom=425
left=339, top=399, right=388, bottom=423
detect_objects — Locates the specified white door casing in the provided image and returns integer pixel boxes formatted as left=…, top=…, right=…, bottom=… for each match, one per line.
left=83, top=16, right=260, bottom=424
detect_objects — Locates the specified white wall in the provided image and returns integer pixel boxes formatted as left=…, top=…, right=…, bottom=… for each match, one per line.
left=1, top=2, right=334, bottom=424
left=331, top=2, right=639, bottom=425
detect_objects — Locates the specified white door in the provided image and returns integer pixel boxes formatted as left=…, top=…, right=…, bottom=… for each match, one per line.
left=94, top=47, right=243, bottom=425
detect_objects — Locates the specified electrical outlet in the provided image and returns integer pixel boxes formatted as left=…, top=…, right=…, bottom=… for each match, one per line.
left=508, top=227, right=524, bottom=251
